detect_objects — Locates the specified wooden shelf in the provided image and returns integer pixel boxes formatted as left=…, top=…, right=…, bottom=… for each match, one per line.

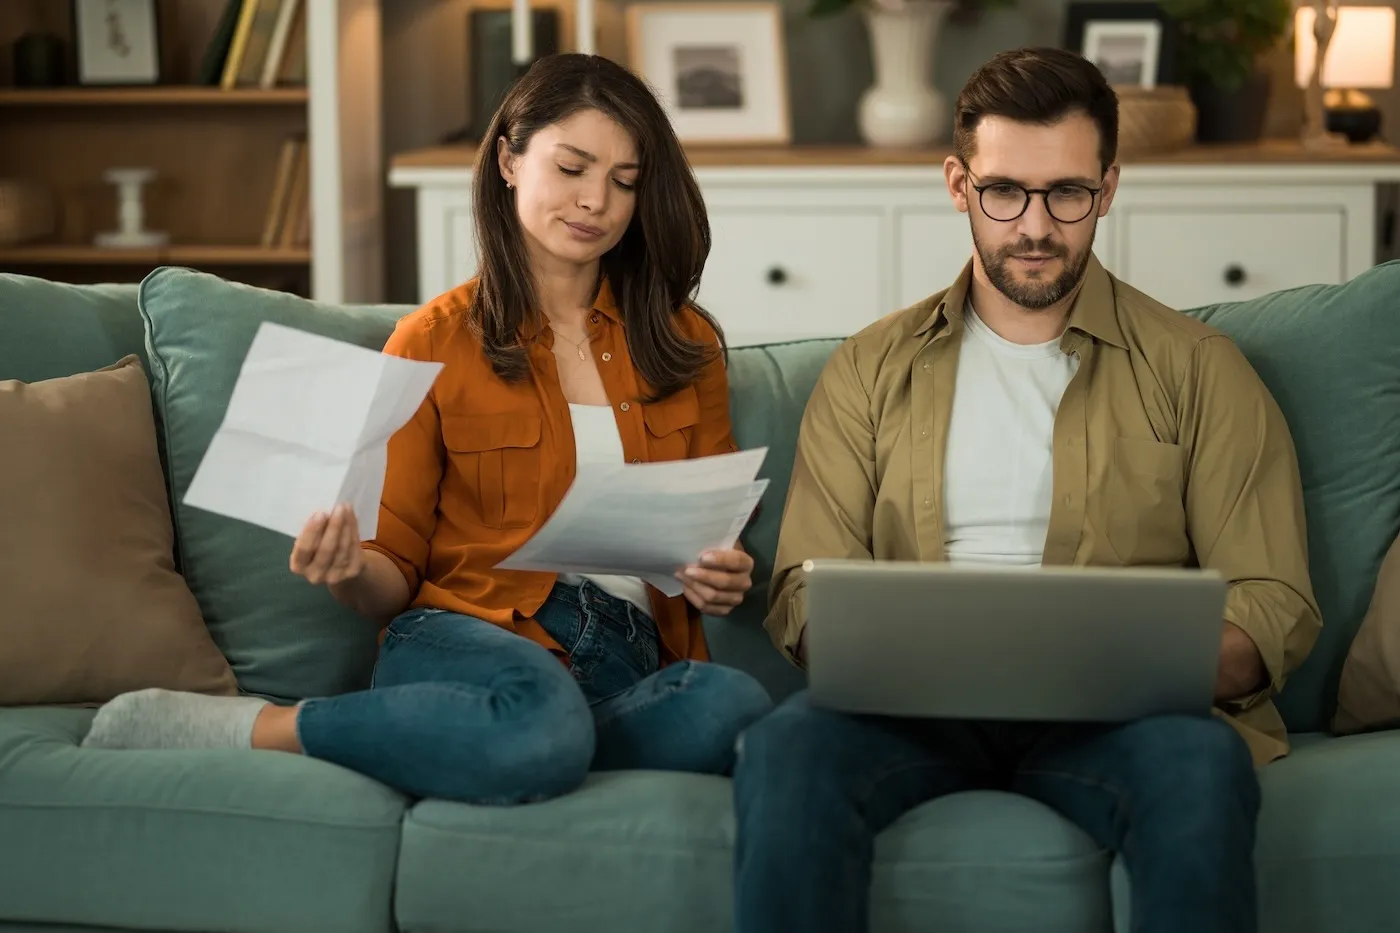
left=391, top=138, right=1400, bottom=171
left=0, top=87, right=308, bottom=107
left=0, top=245, right=311, bottom=266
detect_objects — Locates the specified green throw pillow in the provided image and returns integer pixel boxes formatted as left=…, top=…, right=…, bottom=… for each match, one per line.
left=139, top=268, right=412, bottom=701
left=0, top=275, right=145, bottom=384
left=1185, top=260, right=1400, bottom=733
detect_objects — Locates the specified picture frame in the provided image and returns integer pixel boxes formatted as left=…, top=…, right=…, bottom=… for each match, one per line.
left=625, top=2, right=790, bottom=146
left=73, top=0, right=161, bottom=86
left=1064, top=1, right=1180, bottom=88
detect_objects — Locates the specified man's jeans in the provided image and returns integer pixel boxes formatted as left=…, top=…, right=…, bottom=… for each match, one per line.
left=296, top=580, right=773, bottom=803
left=734, top=689, right=1261, bottom=933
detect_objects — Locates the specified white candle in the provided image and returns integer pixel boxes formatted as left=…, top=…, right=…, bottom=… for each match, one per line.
left=512, top=0, right=532, bottom=65
left=576, top=0, right=595, bottom=55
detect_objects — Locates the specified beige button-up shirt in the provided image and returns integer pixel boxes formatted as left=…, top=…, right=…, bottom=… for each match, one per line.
left=766, top=256, right=1322, bottom=766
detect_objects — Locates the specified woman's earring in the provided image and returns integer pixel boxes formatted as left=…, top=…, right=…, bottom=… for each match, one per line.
left=505, top=180, right=514, bottom=190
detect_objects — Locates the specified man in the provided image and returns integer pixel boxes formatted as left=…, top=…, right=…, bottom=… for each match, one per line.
left=732, top=47, right=1322, bottom=933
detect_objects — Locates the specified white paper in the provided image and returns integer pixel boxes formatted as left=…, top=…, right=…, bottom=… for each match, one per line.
left=497, top=448, right=769, bottom=596
left=183, top=321, right=443, bottom=540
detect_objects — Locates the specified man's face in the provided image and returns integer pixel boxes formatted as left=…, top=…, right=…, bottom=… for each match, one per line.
left=945, top=112, right=1119, bottom=310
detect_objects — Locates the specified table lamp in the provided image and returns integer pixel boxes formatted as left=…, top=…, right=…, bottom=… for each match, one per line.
left=1295, top=4, right=1396, bottom=144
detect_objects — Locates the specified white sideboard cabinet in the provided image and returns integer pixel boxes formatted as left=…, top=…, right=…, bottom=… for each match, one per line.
left=389, top=143, right=1400, bottom=345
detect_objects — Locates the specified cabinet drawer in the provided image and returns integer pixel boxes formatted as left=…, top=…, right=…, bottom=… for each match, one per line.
left=1119, top=207, right=1345, bottom=309
left=697, top=208, right=885, bottom=344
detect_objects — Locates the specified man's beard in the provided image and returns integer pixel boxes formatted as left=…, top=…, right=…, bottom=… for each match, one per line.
left=971, top=224, right=1095, bottom=310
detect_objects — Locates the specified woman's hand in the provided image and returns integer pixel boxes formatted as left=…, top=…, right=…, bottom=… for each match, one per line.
left=289, top=503, right=365, bottom=586
left=676, top=546, right=754, bottom=616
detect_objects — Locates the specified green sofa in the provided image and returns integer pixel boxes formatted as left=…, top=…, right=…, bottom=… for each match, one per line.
left=1, top=262, right=1398, bottom=933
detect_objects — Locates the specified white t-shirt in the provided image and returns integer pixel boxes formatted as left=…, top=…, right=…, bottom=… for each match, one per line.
left=942, top=303, right=1078, bottom=566
left=558, top=402, right=655, bottom=615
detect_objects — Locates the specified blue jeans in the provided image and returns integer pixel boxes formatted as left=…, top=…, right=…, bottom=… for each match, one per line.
left=295, top=580, right=773, bottom=803
left=734, top=690, right=1261, bottom=933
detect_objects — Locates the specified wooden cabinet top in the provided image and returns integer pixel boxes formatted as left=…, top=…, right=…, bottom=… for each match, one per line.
left=391, top=139, right=1400, bottom=172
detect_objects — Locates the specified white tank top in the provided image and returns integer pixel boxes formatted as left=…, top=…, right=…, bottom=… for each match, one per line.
left=558, top=403, right=655, bottom=616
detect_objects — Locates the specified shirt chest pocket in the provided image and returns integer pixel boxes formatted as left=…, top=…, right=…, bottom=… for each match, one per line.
left=642, top=388, right=700, bottom=463
left=441, top=413, right=542, bottom=529
left=1104, top=436, right=1189, bottom=565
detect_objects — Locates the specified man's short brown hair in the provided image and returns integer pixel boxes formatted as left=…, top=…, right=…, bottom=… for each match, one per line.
left=953, top=47, right=1119, bottom=175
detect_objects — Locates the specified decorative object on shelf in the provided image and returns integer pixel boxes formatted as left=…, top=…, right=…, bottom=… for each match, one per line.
left=13, top=29, right=68, bottom=88
left=94, top=168, right=167, bottom=249
left=459, top=3, right=561, bottom=142
left=73, top=0, right=161, bottom=86
left=1157, top=0, right=1292, bottom=144
left=1065, top=2, right=1182, bottom=89
left=625, top=2, right=790, bottom=145
left=1116, top=85, right=1197, bottom=156
left=805, top=0, right=1012, bottom=148
left=0, top=179, right=56, bottom=246
left=1294, top=3, right=1395, bottom=146
left=445, top=0, right=628, bottom=144
left=857, top=0, right=954, bottom=147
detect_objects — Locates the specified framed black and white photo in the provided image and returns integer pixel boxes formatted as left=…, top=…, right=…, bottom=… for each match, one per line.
left=73, top=0, right=161, bottom=86
left=1065, top=2, right=1179, bottom=88
left=1083, top=20, right=1161, bottom=88
left=626, top=2, right=790, bottom=145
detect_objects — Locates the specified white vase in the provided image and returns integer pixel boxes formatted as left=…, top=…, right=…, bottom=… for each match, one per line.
left=857, top=0, right=954, bottom=148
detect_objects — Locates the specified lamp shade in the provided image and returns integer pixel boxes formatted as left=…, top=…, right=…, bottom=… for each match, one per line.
left=1295, top=6, right=1397, bottom=90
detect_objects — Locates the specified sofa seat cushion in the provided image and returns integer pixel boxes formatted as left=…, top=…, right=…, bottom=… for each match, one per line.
left=0, top=707, right=405, bottom=933
left=394, top=771, right=1112, bottom=933
left=1254, top=731, right=1400, bottom=933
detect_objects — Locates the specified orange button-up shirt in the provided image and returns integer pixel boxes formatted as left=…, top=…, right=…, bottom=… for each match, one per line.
left=362, top=276, right=738, bottom=664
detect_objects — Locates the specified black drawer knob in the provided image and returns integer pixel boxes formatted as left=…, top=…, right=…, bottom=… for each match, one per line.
left=766, top=266, right=787, bottom=285
left=1223, top=264, right=1247, bottom=286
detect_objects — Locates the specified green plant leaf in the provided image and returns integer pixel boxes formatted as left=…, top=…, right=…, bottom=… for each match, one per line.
left=1158, top=0, right=1292, bottom=89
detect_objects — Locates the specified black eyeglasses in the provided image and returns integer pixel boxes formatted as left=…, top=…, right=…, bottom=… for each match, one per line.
left=965, top=167, right=1104, bottom=224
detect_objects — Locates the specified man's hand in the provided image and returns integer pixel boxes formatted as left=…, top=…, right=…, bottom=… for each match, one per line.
left=1215, top=621, right=1266, bottom=703
left=676, top=546, right=754, bottom=616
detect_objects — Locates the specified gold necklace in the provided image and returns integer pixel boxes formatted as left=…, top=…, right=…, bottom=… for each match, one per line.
left=550, top=326, right=588, bottom=361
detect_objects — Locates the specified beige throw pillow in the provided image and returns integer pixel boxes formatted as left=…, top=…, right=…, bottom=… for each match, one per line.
left=1334, top=532, right=1400, bottom=734
left=0, top=355, right=238, bottom=705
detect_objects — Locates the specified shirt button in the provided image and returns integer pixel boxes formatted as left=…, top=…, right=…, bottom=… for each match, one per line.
left=1063, top=494, right=1072, bottom=505
left=923, top=498, right=931, bottom=507
left=920, top=428, right=928, bottom=437
left=922, top=362, right=931, bottom=373
left=619, top=401, right=630, bottom=412
left=601, top=352, right=612, bottom=362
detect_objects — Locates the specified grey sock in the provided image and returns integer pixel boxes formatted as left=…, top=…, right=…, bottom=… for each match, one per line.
left=80, top=688, right=269, bottom=750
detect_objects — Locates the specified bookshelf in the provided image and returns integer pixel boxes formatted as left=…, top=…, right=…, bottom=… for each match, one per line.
left=0, top=0, right=383, bottom=303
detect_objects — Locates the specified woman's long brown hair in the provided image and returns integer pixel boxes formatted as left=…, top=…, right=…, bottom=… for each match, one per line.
left=470, top=53, right=723, bottom=400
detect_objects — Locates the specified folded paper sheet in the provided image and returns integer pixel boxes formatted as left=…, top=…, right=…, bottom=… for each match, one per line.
left=498, top=448, right=770, bottom=596
left=184, top=321, right=443, bottom=541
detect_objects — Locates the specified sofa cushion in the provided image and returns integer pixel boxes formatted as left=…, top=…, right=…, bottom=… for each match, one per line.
left=0, top=706, right=405, bottom=933
left=394, top=772, right=1112, bottom=933
left=1253, top=730, right=1400, bottom=932
left=703, top=339, right=840, bottom=703
left=1332, top=532, right=1400, bottom=733
left=1187, top=260, right=1400, bottom=732
left=0, top=275, right=145, bottom=383
left=138, top=268, right=412, bottom=701
left=0, top=355, right=237, bottom=704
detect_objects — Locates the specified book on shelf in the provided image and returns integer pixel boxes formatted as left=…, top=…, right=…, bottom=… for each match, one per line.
left=262, top=135, right=310, bottom=249
left=200, top=0, right=306, bottom=90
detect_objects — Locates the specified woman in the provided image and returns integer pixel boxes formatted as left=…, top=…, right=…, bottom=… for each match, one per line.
left=81, top=53, right=774, bottom=805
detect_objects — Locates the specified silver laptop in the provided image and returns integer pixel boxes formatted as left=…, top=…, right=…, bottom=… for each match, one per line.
left=803, top=559, right=1227, bottom=722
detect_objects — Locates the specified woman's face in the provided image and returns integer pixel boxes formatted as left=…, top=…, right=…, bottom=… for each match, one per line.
left=498, top=108, right=640, bottom=272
